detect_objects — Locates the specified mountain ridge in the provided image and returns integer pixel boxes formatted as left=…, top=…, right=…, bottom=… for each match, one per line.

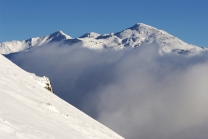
left=0, top=23, right=206, bottom=55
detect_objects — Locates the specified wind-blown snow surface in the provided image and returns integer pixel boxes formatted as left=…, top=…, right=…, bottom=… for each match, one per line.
left=0, top=55, right=123, bottom=139
left=29, top=73, right=54, bottom=93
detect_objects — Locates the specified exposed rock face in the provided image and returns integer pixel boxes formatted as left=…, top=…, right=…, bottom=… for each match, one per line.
left=29, top=73, right=54, bottom=93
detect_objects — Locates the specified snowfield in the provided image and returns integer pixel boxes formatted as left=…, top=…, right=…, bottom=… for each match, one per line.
left=0, top=54, right=123, bottom=139
left=29, top=73, right=54, bottom=93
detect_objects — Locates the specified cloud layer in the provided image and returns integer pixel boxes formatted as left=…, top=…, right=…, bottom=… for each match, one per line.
left=6, top=43, right=208, bottom=139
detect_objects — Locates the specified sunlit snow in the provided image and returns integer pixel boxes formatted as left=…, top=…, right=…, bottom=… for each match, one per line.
left=0, top=55, right=123, bottom=139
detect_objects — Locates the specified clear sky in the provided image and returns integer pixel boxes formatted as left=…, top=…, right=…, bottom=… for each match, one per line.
left=1, top=0, right=208, bottom=47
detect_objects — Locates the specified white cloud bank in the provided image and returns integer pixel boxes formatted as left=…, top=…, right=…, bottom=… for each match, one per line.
left=6, top=43, right=208, bottom=139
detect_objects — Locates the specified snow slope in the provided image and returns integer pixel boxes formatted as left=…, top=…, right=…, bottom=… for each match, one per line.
left=29, top=73, right=54, bottom=93
left=0, top=54, right=124, bottom=139
left=0, top=23, right=206, bottom=55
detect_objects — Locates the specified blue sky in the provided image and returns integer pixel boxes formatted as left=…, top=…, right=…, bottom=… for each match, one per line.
left=1, top=0, right=208, bottom=47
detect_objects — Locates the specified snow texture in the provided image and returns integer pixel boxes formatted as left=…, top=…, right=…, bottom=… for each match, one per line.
left=0, top=54, right=123, bottom=139
left=29, top=73, right=54, bottom=93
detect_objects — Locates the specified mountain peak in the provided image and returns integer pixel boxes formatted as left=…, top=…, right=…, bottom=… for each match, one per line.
left=79, top=32, right=101, bottom=38
left=136, top=23, right=149, bottom=26
left=128, top=23, right=155, bottom=31
left=136, top=22, right=150, bottom=26
left=50, top=30, right=64, bottom=36
left=48, top=30, right=72, bottom=42
left=49, top=30, right=72, bottom=39
left=57, top=30, right=64, bottom=34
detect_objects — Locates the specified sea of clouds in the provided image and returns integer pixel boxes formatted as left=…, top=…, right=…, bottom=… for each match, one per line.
left=6, top=43, right=208, bottom=139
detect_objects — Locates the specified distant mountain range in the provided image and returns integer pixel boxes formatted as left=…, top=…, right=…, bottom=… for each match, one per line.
left=0, top=23, right=206, bottom=55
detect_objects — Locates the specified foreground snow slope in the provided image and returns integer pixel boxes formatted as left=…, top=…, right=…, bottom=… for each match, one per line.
left=29, top=73, right=54, bottom=93
left=0, top=55, right=123, bottom=139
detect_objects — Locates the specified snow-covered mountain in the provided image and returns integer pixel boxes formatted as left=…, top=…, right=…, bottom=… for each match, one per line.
left=78, top=23, right=206, bottom=54
left=0, top=54, right=124, bottom=139
left=0, top=23, right=206, bottom=55
left=0, top=31, right=71, bottom=54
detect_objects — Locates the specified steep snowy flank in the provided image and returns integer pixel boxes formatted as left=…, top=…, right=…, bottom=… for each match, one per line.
left=0, top=54, right=124, bottom=139
left=0, top=31, right=72, bottom=54
left=0, top=23, right=206, bottom=55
